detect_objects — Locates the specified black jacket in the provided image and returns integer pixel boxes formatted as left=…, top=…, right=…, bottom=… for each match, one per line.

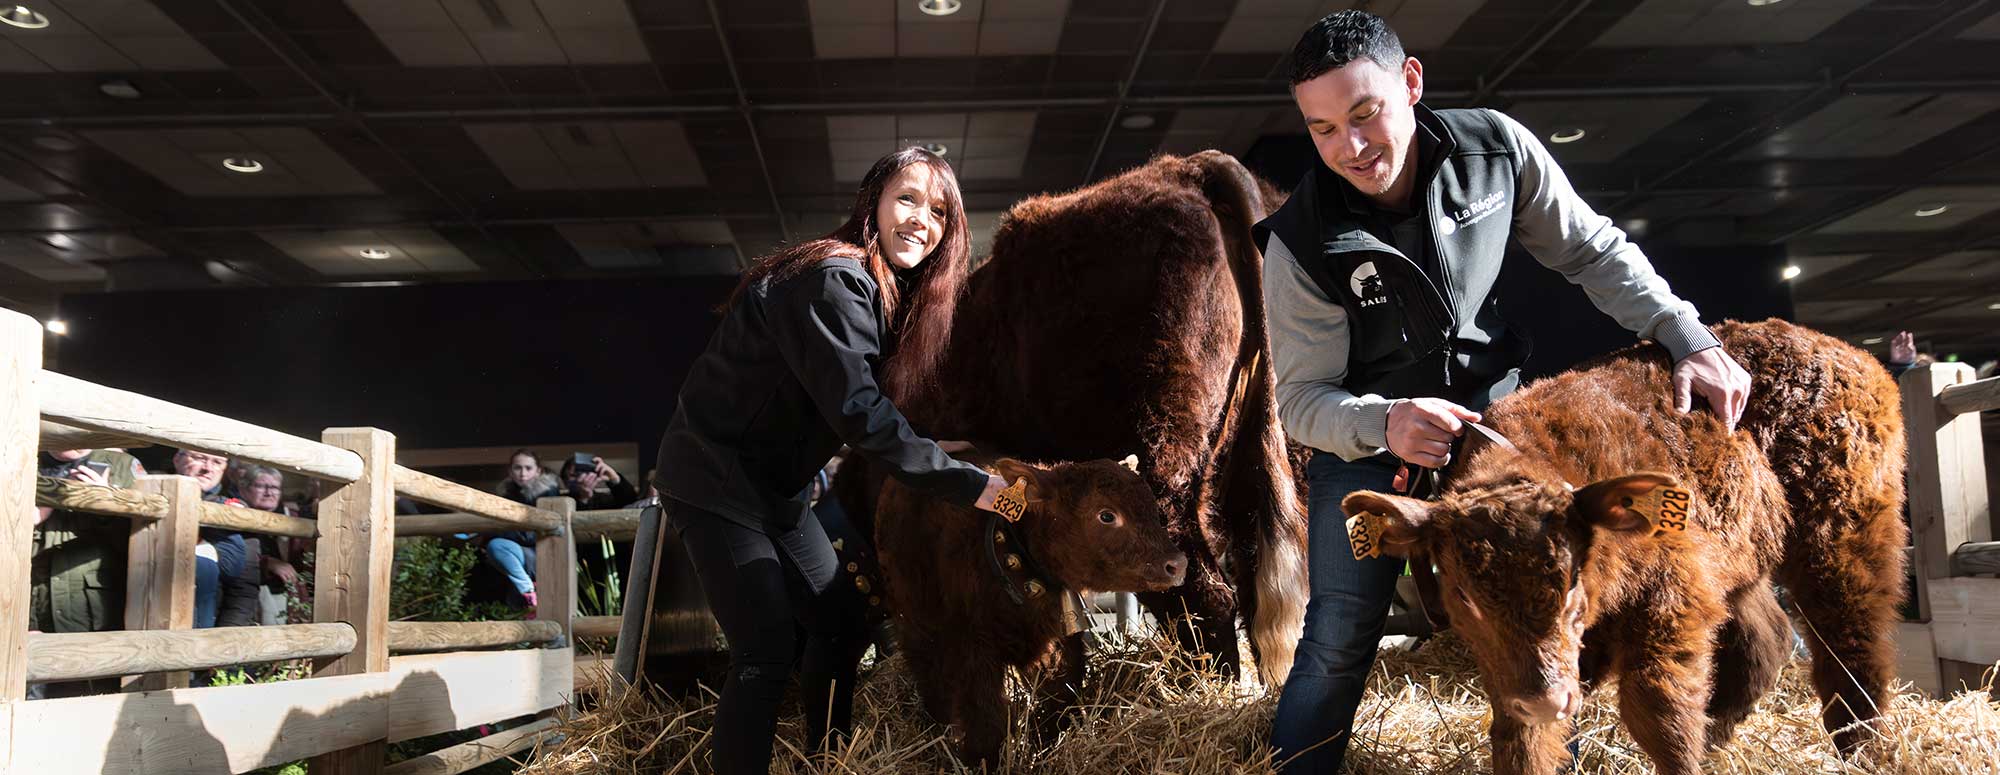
left=656, top=256, right=987, bottom=533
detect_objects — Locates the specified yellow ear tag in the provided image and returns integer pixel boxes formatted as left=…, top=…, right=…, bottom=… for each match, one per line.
left=1627, top=486, right=1693, bottom=535
left=995, top=477, right=1029, bottom=523
left=1346, top=512, right=1384, bottom=560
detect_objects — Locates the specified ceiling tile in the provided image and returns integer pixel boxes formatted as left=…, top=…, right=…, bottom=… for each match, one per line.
left=1592, top=0, right=1871, bottom=48
left=83, top=127, right=382, bottom=197
left=1505, top=98, right=1709, bottom=164
left=808, top=0, right=895, bottom=25
left=1370, top=0, right=1482, bottom=51
left=979, top=21, right=1061, bottom=56
left=258, top=228, right=476, bottom=276
left=1815, top=187, right=2000, bottom=235
left=814, top=23, right=895, bottom=58
left=1736, top=94, right=2000, bottom=160
left=898, top=20, right=977, bottom=57
left=986, top=0, right=1069, bottom=21
left=827, top=114, right=896, bottom=139
left=1876, top=251, right=2000, bottom=285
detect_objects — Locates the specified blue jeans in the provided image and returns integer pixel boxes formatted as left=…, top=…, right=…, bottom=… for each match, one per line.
left=484, top=538, right=537, bottom=599
left=194, top=553, right=221, bottom=628
left=1270, top=452, right=1404, bottom=774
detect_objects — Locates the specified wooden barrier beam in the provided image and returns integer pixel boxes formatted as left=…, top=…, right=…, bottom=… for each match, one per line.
left=395, top=507, right=637, bottom=538
left=1954, top=540, right=2000, bottom=576
left=386, top=621, right=562, bottom=652
left=8, top=647, right=574, bottom=774
left=36, top=370, right=365, bottom=483
left=573, top=654, right=618, bottom=695
left=573, top=616, right=620, bottom=639
left=383, top=717, right=561, bottom=775
left=535, top=497, right=578, bottom=649
left=28, top=623, right=356, bottom=683
left=311, top=427, right=396, bottom=775
left=1927, top=576, right=2000, bottom=667
left=392, top=465, right=562, bottom=533
left=1938, top=374, right=2000, bottom=417
left=2, top=308, right=41, bottom=703
left=38, top=419, right=151, bottom=452
left=1902, top=364, right=1993, bottom=621
left=38, top=475, right=319, bottom=538
left=125, top=475, right=202, bottom=691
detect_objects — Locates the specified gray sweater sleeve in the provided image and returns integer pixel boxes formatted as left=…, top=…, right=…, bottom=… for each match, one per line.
left=1494, top=109, right=1721, bottom=360
left=1264, top=234, right=1398, bottom=461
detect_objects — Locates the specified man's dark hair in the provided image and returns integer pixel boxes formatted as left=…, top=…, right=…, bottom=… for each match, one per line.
left=1287, top=10, right=1405, bottom=85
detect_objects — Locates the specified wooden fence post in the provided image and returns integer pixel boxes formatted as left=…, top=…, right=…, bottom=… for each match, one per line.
left=1901, top=363, right=1995, bottom=694
left=2, top=309, right=42, bottom=710
left=125, top=474, right=202, bottom=691
left=534, top=497, right=577, bottom=650
left=311, top=427, right=396, bottom=775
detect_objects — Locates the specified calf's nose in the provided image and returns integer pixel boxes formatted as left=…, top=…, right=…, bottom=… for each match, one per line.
left=1163, top=553, right=1187, bottom=586
left=1507, top=687, right=1578, bottom=724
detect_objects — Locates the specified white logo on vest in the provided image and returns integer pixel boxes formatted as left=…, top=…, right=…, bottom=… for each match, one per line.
left=1350, top=261, right=1388, bottom=308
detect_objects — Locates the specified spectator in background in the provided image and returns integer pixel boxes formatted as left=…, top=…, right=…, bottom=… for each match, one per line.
left=232, top=464, right=300, bottom=626
left=559, top=454, right=638, bottom=510
left=31, top=448, right=145, bottom=699
left=174, top=449, right=260, bottom=628
left=488, top=449, right=558, bottom=611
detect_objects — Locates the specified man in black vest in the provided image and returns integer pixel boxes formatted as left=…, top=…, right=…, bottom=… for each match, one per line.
left=1255, top=12, right=1753, bottom=773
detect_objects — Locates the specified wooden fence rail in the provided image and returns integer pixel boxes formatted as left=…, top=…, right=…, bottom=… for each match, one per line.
left=36, top=475, right=319, bottom=538
left=1897, top=364, right=1999, bottom=697
left=386, top=621, right=563, bottom=652
left=27, top=624, right=357, bottom=683
left=395, top=507, right=640, bottom=539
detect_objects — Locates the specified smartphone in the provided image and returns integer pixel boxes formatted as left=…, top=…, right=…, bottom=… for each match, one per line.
left=572, top=452, right=596, bottom=470
left=82, top=460, right=111, bottom=477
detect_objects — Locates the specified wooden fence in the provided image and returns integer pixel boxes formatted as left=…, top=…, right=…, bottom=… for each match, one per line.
left=0, top=306, right=639, bottom=774
left=1896, top=362, right=2000, bottom=697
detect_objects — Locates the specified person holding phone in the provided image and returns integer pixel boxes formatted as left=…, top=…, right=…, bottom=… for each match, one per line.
left=644, top=147, right=1008, bottom=773
left=560, top=453, right=637, bottom=509
left=31, top=448, right=145, bottom=698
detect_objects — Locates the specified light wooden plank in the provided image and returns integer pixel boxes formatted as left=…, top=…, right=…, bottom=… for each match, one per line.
left=1928, top=576, right=2000, bottom=666
left=2, top=309, right=40, bottom=702
left=391, top=466, right=561, bottom=533
left=311, top=427, right=396, bottom=775
left=9, top=670, right=392, bottom=774
left=40, top=476, right=318, bottom=538
left=8, top=648, right=576, bottom=774
left=573, top=616, right=619, bottom=639
left=1896, top=621, right=1944, bottom=697
left=386, top=621, right=561, bottom=653
left=382, top=716, right=560, bottom=775
left=535, top=497, right=577, bottom=647
left=396, top=507, right=637, bottom=539
left=127, top=475, right=202, bottom=691
left=1901, top=363, right=1994, bottom=624
left=573, top=654, right=618, bottom=696
left=28, top=624, right=355, bottom=683
left=38, top=419, right=151, bottom=452
left=1953, top=540, right=2000, bottom=576
left=1938, top=374, right=2000, bottom=417
left=35, top=370, right=364, bottom=483
left=386, top=647, right=573, bottom=743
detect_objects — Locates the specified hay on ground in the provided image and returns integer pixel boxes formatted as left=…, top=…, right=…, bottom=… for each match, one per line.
left=521, top=634, right=1999, bottom=774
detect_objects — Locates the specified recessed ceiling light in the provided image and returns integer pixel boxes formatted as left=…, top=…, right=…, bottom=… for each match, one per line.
left=41, top=234, right=74, bottom=251
left=1, top=5, right=50, bottom=29
left=44, top=319, right=66, bottom=335
left=31, top=134, right=77, bottom=152
left=98, top=79, right=141, bottom=99
left=1549, top=127, right=1587, bottom=144
left=922, top=142, right=948, bottom=156
left=222, top=157, right=264, bottom=174
left=357, top=247, right=393, bottom=260
left=1781, top=265, right=1802, bottom=280
left=917, top=0, right=961, bottom=16
left=1914, top=204, right=1949, bottom=217
left=1862, top=336, right=1884, bottom=345
left=1988, top=302, right=2000, bottom=311
left=1120, top=114, right=1156, bottom=130
left=1746, top=0, right=1783, bottom=6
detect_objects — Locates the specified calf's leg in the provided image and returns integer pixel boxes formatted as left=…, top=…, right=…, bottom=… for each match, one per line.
left=1488, top=713, right=1572, bottom=775
left=952, top=654, right=1010, bottom=771
left=1029, top=632, right=1087, bottom=747
left=1704, top=581, right=1791, bottom=748
left=1616, top=631, right=1718, bottom=775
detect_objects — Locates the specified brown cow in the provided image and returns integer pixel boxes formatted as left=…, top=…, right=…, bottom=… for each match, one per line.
left=1343, top=319, right=1905, bottom=775
left=875, top=454, right=1188, bottom=767
left=899, top=151, right=1308, bottom=684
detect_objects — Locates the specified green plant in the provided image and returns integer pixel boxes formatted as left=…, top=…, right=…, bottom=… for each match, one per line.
left=576, top=535, right=622, bottom=617
left=391, top=539, right=486, bottom=622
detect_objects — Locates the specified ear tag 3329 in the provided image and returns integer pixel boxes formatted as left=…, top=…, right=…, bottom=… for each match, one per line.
left=995, top=478, right=1029, bottom=523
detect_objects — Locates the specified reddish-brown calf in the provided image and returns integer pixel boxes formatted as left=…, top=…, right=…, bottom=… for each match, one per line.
left=1346, top=320, right=1906, bottom=775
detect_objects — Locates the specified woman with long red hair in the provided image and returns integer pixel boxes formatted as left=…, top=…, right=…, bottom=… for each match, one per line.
left=649, top=147, right=1005, bottom=773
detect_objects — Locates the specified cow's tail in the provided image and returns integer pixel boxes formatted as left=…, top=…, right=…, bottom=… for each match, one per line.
left=1193, top=151, right=1308, bottom=688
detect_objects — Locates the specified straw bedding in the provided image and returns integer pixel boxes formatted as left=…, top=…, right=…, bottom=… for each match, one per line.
left=521, top=633, right=1998, bottom=774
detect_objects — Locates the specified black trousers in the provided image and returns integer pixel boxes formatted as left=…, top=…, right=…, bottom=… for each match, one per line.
left=666, top=498, right=861, bottom=775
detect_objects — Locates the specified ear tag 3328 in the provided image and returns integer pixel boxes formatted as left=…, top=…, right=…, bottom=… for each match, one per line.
left=1628, top=486, right=1692, bottom=535
left=1347, top=512, right=1385, bottom=560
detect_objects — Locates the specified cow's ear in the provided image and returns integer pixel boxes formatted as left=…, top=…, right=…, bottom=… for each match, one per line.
left=990, top=458, right=1048, bottom=504
left=1341, top=490, right=1433, bottom=556
left=1573, top=472, right=1686, bottom=534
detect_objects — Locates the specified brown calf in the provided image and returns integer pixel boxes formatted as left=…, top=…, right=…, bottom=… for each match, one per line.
left=1345, top=320, right=1906, bottom=775
left=875, top=455, right=1188, bottom=768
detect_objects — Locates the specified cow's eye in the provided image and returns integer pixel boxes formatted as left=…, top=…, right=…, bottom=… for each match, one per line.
left=1097, top=510, right=1117, bottom=525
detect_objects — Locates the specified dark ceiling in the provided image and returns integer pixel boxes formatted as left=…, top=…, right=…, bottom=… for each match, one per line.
left=0, top=0, right=1997, bottom=361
